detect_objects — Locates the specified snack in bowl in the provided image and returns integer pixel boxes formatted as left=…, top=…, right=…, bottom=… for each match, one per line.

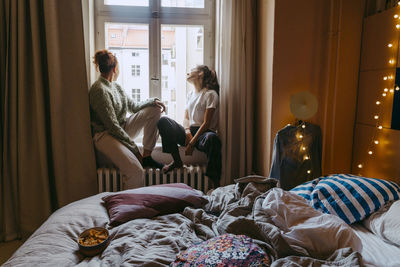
left=77, top=227, right=110, bottom=257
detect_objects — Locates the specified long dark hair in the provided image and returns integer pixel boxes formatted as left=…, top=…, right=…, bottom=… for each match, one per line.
left=196, top=65, right=220, bottom=95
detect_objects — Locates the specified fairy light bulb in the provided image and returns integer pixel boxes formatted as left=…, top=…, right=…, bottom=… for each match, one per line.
left=388, top=43, right=393, bottom=47
left=374, top=140, right=379, bottom=144
left=368, top=151, right=373, bottom=155
left=358, top=164, right=363, bottom=169
left=398, top=1, right=400, bottom=5
left=391, top=89, right=395, bottom=93
left=383, top=93, right=387, bottom=97
left=307, top=170, right=311, bottom=174
left=376, top=101, right=381, bottom=105
left=301, top=124, right=306, bottom=129
left=304, top=155, right=309, bottom=160
left=374, top=115, right=379, bottom=119
left=384, top=88, right=389, bottom=92
left=390, top=75, right=394, bottom=80
left=395, top=14, right=399, bottom=18
left=384, top=76, right=388, bottom=80
left=299, top=134, right=303, bottom=139
left=378, top=125, right=383, bottom=129
left=396, top=24, right=400, bottom=29
left=389, top=59, right=395, bottom=64
left=396, top=86, right=400, bottom=91
left=302, top=147, right=306, bottom=151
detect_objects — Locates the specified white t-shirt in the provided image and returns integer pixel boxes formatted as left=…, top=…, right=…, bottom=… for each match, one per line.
left=186, top=88, right=219, bottom=131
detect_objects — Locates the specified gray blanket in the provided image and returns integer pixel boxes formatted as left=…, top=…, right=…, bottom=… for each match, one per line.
left=3, top=177, right=362, bottom=266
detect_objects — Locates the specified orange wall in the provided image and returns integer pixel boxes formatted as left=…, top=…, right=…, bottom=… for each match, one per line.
left=255, top=0, right=365, bottom=176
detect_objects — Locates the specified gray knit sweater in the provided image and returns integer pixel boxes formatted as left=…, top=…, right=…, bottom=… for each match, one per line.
left=89, top=76, right=156, bottom=154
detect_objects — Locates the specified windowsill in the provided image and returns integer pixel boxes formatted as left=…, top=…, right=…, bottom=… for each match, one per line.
left=137, top=143, right=207, bottom=165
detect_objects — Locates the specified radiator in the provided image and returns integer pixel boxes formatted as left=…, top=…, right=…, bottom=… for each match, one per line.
left=97, top=165, right=212, bottom=193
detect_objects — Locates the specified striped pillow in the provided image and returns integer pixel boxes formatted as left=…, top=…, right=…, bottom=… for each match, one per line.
left=290, top=174, right=400, bottom=224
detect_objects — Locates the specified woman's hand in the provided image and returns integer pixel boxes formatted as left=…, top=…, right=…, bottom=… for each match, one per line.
left=155, top=99, right=166, bottom=113
left=185, top=142, right=195, bottom=156
left=185, top=130, right=193, bottom=146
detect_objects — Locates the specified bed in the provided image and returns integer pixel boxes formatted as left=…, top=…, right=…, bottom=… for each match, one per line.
left=3, top=175, right=400, bottom=266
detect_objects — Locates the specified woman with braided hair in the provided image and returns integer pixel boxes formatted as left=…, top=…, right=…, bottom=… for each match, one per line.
left=157, top=65, right=222, bottom=186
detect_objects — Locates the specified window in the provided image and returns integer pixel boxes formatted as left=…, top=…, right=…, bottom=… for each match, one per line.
left=131, top=88, right=141, bottom=102
left=131, top=65, right=141, bottom=76
left=95, top=0, right=214, bottom=125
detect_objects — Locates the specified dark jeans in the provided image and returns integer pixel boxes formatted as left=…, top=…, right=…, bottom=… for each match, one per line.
left=157, top=116, right=222, bottom=183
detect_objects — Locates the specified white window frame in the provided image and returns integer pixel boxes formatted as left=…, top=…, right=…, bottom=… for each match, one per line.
left=94, top=0, right=215, bottom=99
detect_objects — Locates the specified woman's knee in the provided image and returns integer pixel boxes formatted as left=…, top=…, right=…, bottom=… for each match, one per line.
left=142, top=106, right=162, bottom=119
left=157, top=116, right=172, bottom=132
left=206, top=133, right=221, bottom=148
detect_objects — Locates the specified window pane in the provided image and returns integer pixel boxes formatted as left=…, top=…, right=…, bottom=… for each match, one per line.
left=104, top=0, right=149, bottom=6
left=161, top=25, right=204, bottom=124
left=105, top=23, right=149, bottom=105
left=161, top=0, right=204, bottom=8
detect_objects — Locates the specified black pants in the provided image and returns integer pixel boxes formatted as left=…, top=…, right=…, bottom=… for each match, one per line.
left=157, top=116, right=222, bottom=183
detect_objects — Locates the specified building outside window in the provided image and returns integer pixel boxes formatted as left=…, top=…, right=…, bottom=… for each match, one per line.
left=131, top=88, right=141, bottom=102
left=95, top=0, right=214, bottom=130
left=131, top=65, right=141, bottom=76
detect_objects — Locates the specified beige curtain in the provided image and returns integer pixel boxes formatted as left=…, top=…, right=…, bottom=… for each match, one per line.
left=216, top=0, right=256, bottom=185
left=0, top=0, right=97, bottom=241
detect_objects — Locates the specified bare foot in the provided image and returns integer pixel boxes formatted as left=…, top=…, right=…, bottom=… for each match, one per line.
left=162, top=161, right=183, bottom=173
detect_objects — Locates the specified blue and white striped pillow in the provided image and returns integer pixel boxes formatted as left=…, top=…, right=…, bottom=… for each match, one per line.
left=290, top=174, right=400, bottom=224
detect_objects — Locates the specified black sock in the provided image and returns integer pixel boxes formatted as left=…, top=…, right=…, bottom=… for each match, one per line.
left=142, top=156, right=164, bottom=169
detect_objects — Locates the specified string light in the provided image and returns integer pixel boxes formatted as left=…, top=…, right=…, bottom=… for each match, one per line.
left=395, top=14, right=399, bottom=18
left=396, top=86, right=400, bottom=91
left=374, top=115, right=379, bottom=119
left=304, top=155, right=309, bottom=160
left=383, top=93, right=387, bottom=97
left=388, top=43, right=393, bottom=47
left=307, top=170, right=311, bottom=174
left=374, top=140, right=379, bottom=144
left=384, top=76, right=388, bottom=80
left=358, top=164, right=363, bottom=169
left=368, top=151, right=373, bottom=155
left=384, top=88, right=389, bottom=92
left=378, top=126, right=383, bottom=130
left=299, top=134, right=303, bottom=139
left=376, top=101, right=381, bottom=105
left=396, top=24, right=400, bottom=29
left=389, top=59, right=395, bottom=64
left=301, top=124, right=306, bottom=129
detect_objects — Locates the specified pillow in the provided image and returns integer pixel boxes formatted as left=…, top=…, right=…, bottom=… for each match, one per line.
left=170, top=234, right=271, bottom=266
left=363, top=200, right=400, bottom=246
left=102, top=183, right=208, bottom=226
left=290, top=174, right=400, bottom=224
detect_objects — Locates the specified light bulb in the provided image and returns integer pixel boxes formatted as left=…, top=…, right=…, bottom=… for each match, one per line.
left=384, top=76, right=388, bottom=80
left=307, top=170, right=311, bottom=174
left=395, top=14, right=399, bottom=18
left=299, top=134, right=303, bottom=139
left=358, top=164, right=363, bottom=169
left=389, top=59, right=395, bottom=64
left=374, top=115, right=379, bottom=119
left=383, top=93, right=387, bottom=97
left=397, top=86, right=400, bottom=91
left=391, top=89, right=395, bottom=93
left=388, top=43, right=393, bottom=47
left=368, top=151, right=373, bottom=155
left=304, top=155, right=310, bottom=160
left=374, top=140, right=379, bottom=144
left=398, top=1, right=400, bottom=5
left=396, top=24, right=400, bottom=29
left=302, top=147, right=306, bottom=151
left=384, top=88, right=389, bottom=92
left=301, top=124, right=306, bottom=129
left=390, top=75, right=394, bottom=80
left=376, top=101, right=381, bottom=105
left=378, top=125, right=383, bottom=129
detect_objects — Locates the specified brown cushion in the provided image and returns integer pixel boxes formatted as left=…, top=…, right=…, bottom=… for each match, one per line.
left=102, top=183, right=208, bottom=226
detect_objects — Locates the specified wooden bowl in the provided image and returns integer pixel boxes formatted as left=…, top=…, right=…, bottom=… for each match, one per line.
left=77, top=227, right=110, bottom=257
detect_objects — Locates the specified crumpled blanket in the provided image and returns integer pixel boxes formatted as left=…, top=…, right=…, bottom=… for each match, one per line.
left=184, top=175, right=363, bottom=266
left=4, top=176, right=362, bottom=266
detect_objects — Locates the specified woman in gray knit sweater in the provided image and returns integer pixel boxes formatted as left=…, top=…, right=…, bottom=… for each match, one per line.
left=89, top=50, right=165, bottom=189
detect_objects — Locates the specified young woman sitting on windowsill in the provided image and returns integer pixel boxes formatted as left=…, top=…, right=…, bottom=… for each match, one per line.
left=157, top=65, right=222, bottom=187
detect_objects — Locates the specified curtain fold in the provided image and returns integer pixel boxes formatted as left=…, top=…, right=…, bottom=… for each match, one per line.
left=216, top=0, right=257, bottom=185
left=0, top=0, right=97, bottom=241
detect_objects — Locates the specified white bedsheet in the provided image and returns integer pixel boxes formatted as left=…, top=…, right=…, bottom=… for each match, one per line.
left=352, top=223, right=400, bottom=267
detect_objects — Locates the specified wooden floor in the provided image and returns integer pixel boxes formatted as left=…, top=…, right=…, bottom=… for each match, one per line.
left=0, top=240, right=24, bottom=265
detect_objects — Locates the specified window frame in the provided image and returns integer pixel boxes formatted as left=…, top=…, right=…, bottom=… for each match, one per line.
left=94, top=0, right=215, bottom=100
